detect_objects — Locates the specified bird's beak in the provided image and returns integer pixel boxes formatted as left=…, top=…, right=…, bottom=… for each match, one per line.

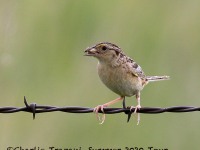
left=84, top=47, right=98, bottom=56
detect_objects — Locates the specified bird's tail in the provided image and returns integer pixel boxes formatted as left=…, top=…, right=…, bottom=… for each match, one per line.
left=146, top=75, right=170, bottom=82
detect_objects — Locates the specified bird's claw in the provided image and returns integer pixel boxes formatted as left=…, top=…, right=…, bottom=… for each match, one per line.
left=130, top=105, right=141, bottom=125
left=93, top=105, right=106, bottom=124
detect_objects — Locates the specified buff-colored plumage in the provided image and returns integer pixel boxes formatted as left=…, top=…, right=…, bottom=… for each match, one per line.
left=84, top=42, right=169, bottom=124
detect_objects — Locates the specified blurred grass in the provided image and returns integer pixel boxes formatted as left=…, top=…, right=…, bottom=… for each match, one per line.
left=0, top=0, right=200, bottom=149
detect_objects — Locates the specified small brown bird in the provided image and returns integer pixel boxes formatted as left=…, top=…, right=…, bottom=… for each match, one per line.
left=84, top=42, right=169, bottom=124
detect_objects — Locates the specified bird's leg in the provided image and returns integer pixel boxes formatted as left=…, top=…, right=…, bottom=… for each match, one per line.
left=135, top=92, right=141, bottom=112
left=122, top=97, right=126, bottom=109
left=135, top=92, right=141, bottom=125
left=130, top=92, right=141, bottom=125
left=94, top=96, right=124, bottom=124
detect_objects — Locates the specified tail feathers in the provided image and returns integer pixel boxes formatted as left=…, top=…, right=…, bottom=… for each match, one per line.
left=146, top=75, right=170, bottom=82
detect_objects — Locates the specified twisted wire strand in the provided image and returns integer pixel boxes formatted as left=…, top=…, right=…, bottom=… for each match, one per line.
left=0, top=97, right=199, bottom=122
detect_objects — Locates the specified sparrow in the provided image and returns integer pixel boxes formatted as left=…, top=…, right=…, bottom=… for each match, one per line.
left=84, top=42, right=169, bottom=124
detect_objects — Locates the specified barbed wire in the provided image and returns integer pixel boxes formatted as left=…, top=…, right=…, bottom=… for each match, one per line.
left=0, top=96, right=199, bottom=122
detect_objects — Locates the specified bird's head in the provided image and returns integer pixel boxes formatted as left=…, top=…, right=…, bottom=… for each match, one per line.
left=84, top=42, right=122, bottom=63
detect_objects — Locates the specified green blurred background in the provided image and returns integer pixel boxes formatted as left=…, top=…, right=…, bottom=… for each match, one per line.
left=0, top=0, right=200, bottom=149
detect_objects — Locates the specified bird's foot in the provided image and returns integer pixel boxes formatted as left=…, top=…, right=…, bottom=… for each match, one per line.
left=93, top=105, right=106, bottom=124
left=130, top=105, right=141, bottom=125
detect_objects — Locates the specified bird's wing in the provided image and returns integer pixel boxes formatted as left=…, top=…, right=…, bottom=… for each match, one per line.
left=126, top=58, right=146, bottom=79
left=118, top=53, right=146, bottom=79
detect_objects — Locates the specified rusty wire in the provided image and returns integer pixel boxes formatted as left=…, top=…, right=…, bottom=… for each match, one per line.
left=0, top=96, right=199, bottom=122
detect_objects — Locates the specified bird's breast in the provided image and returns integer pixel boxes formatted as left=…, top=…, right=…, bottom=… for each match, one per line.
left=97, top=63, right=144, bottom=97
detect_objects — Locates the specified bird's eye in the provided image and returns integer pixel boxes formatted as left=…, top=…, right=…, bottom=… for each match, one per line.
left=102, top=46, right=107, bottom=51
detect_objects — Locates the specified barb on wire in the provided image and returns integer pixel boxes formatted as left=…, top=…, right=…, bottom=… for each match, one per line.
left=0, top=96, right=199, bottom=122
